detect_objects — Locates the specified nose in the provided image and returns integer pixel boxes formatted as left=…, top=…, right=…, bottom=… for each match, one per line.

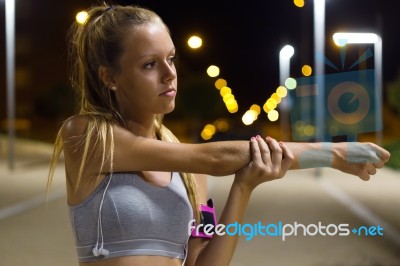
left=161, top=62, right=177, bottom=84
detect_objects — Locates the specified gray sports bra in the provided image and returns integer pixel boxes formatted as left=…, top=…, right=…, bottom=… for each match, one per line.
left=68, top=172, right=193, bottom=263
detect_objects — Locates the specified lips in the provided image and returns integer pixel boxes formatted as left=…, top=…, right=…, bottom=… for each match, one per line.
left=159, top=89, right=176, bottom=97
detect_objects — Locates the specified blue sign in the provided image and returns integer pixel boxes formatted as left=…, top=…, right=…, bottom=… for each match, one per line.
left=289, top=69, right=381, bottom=141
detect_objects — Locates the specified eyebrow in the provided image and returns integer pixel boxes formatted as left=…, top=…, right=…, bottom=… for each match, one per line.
left=138, top=47, right=176, bottom=60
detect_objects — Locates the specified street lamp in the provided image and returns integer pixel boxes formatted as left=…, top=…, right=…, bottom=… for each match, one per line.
left=333, top=32, right=383, bottom=145
left=187, top=35, right=203, bottom=49
left=279, top=45, right=294, bottom=85
left=279, top=45, right=294, bottom=140
left=5, top=0, right=16, bottom=170
left=333, top=33, right=379, bottom=45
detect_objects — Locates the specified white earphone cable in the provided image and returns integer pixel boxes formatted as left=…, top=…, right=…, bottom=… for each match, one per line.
left=93, top=173, right=113, bottom=256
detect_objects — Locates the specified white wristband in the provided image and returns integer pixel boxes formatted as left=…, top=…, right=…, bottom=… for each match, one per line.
left=298, top=142, right=333, bottom=169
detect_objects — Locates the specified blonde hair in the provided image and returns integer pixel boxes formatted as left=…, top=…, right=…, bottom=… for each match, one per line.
left=47, top=3, right=200, bottom=222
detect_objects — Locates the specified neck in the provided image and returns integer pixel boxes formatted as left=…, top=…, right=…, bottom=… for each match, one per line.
left=124, top=115, right=158, bottom=139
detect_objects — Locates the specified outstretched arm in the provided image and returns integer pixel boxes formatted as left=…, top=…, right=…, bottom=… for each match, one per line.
left=186, top=136, right=294, bottom=266
left=184, top=139, right=391, bottom=265
left=62, top=115, right=390, bottom=181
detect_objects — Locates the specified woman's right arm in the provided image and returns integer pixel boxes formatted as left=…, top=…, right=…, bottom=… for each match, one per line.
left=62, top=115, right=390, bottom=180
left=61, top=115, right=251, bottom=178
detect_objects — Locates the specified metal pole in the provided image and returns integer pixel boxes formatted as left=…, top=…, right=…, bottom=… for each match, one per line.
left=313, top=0, right=325, bottom=142
left=6, top=0, right=16, bottom=170
left=374, top=37, right=383, bottom=146
left=279, top=58, right=289, bottom=141
left=313, top=0, right=325, bottom=177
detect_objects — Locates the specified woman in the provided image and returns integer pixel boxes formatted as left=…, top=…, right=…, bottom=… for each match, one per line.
left=47, top=3, right=390, bottom=266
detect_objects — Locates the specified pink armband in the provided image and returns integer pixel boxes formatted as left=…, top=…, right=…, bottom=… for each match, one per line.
left=191, top=199, right=218, bottom=238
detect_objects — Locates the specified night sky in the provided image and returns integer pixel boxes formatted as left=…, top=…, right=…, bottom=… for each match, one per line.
left=118, top=0, right=400, bottom=108
left=79, top=1, right=399, bottom=106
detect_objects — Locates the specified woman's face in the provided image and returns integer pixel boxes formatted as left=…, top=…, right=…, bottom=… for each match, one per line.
left=113, top=22, right=177, bottom=119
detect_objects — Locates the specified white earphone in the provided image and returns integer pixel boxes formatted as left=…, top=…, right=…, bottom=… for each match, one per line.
left=92, top=173, right=114, bottom=258
left=92, top=246, right=110, bottom=257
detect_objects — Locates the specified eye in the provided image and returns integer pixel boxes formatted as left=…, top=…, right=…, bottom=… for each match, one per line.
left=144, top=61, right=156, bottom=69
left=168, top=55, right=176, bottom=65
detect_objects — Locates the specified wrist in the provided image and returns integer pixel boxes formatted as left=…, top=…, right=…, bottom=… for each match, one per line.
left=231, top=180, right=254, bottom=197
left=297, top=142, right=334, bottom=169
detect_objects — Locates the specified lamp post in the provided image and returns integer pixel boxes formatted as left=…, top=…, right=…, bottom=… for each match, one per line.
left=333, top=32, right=383, bottom=145
left=314, top=0, right=326, bottom=142
left=5, top=0, right=16, bottom=170
left=279, top=45, right=294, bottom=141
left=311, top=0, right=326, bottom=177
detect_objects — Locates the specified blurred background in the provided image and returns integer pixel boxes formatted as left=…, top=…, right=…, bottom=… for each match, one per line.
left=0, top=0, right=400, bottom=265
left=0, top=0, right=400, bottom=147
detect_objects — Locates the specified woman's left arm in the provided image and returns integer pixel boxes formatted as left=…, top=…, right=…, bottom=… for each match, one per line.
left=185, top=136, right=294, bottom=266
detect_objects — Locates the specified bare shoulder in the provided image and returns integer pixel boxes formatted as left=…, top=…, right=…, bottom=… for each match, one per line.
left=59, top=115, right=94, bottom=162
left=60, top=114, right=90, bottom=141
left=61, top=114, right=133, bottom=142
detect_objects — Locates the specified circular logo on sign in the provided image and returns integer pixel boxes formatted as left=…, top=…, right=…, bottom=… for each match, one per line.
left=327, top=81, right=370, bottom=125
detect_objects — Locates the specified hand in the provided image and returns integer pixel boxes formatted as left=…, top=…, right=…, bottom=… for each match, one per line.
left=233, top=136, right=294, bottom=191
left=333, top=142, right=391, bottom=181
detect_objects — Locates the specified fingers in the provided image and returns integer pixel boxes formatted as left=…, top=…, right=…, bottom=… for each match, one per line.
left=280, top=141, right=294, bottom=174
left=266, top=137, right=294, bottom=178
left=247, top=136, right=292, bottom=183
left=265, top=136, right=282, bottom=168
left=373, top=160, right=385, bottom=169
left=336, top=142, right=390, bottom=181
left=255, top=135, right=271, bottom=165
left=374, top=144, right=391, bottom=162
left=359, top=172, right=370, bottom=181
left=373, top=145, right=390, bottom=168
left=363, top=143, right=390, bottom=179
left=250, top=137, right=263, bottom=165
left=358, top=163, right=379, bottom=181
left=367, top=164, right=377, bottom=176
left=367, top=143, right=390, bottom=165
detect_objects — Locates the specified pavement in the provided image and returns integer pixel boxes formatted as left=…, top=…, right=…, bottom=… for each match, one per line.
left=0, top=136, right=399, bottom=266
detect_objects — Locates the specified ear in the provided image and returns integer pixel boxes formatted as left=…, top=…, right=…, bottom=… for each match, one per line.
left=98, top=66, right=117, bottom=90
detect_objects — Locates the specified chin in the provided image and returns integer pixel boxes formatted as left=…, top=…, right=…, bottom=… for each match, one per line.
left=161, top=104, right=175, bottom=115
